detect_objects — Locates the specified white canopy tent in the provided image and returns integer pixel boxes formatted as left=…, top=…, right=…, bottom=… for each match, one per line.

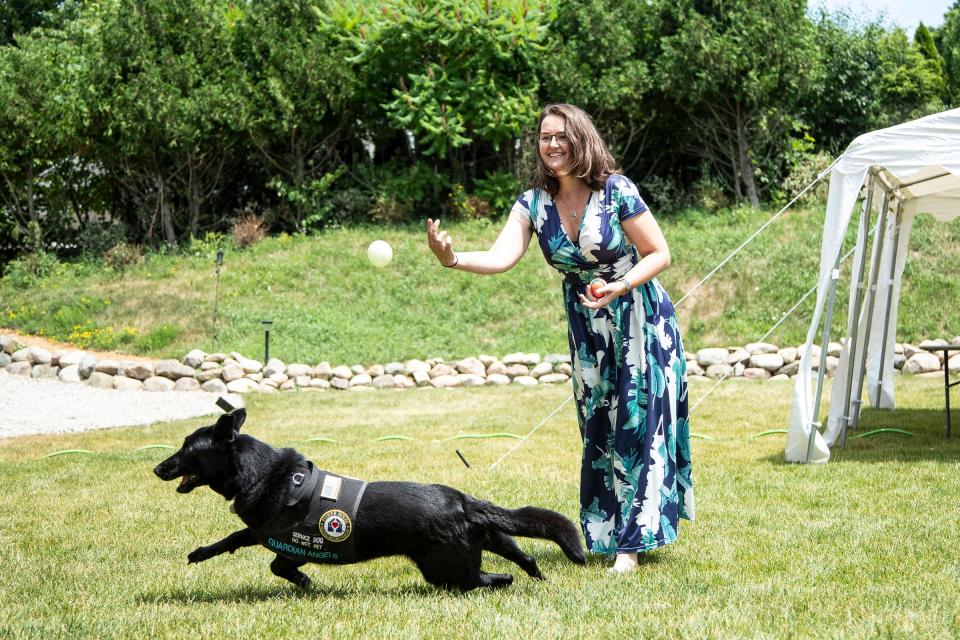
left=786, top=107, right=960, bottom=464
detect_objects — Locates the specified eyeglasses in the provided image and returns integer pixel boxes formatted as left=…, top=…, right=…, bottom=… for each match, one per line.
left=539, top=133, right=569, bottom=146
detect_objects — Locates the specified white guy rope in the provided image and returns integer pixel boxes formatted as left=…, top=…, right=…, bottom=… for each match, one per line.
left=687, top=233, right=868, bottom=416
left=675, top=156, right=839, bottom=308
left=488, top=394, right=573, bottom=470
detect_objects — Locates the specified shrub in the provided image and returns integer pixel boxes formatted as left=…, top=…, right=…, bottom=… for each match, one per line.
left=474, top=170, right=522, bottom=216
left=232, top=213, right=267, bottom=248
left=2, top=250, right=60, bottom=286
left=77, top=220, right=129, bottom=258
left=104, top=243, right=144, bottom=272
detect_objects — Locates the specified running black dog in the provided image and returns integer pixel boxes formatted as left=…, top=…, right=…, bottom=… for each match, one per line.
left=154, top=408, right=585, bottom=591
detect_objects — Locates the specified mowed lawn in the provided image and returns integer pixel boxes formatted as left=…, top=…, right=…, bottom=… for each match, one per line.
left=1, top=377, right=958, bottom=639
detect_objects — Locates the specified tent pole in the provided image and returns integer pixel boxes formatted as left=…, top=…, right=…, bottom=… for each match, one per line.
left=807, top=255, right=842, bottom=463
left=845, top=179, right=894, bottom=445
left=838, top=174, right=878, bottom=447
left=874, top=196, right=903, bottom=408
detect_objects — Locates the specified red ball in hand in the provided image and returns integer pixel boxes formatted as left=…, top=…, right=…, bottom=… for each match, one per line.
left=589, top=278, right=606, bottom=299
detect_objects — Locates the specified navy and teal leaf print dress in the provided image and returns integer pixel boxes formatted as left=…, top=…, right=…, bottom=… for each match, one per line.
left=513, top=174, right=694, bottom=554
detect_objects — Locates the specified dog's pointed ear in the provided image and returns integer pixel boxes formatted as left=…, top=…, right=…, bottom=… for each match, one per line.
left=213, top=408, right=246, bottom=441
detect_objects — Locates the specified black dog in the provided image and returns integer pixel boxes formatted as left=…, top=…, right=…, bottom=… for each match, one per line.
left=154, top=408, right=585, bottom=591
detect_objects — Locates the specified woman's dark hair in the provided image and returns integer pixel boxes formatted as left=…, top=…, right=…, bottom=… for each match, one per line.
left=531, top=103, right=619, bottom=196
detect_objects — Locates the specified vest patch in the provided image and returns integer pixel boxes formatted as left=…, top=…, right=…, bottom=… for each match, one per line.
left=319, top=509, right=352, bottom=542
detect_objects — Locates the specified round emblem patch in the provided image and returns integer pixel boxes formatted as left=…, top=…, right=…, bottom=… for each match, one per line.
left=319, top=509, right=352, bottom=542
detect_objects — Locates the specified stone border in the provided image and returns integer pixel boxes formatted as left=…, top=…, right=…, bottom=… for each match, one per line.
left=0, top=334, right=957, bottom=395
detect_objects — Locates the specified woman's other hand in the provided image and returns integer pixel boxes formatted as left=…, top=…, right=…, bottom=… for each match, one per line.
left=426, top=218, right=457, bottom=267
left=579, top=279, right=629, bottom=310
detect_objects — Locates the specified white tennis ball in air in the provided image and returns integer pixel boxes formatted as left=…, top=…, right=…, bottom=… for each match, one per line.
left=367, top=240, right=393, bottom=268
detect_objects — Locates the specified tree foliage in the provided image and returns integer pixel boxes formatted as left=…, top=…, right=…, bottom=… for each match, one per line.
left=0, top=0, right=955, bottom=256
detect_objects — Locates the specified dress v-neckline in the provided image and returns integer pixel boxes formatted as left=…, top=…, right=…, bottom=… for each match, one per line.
left=553, top=191, right=592, bottom=246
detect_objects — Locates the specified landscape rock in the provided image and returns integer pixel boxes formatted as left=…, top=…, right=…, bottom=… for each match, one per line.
left=455, top=357, right=486, bottom=377
left=155, top=359, right=196, bottom=380
left=113, top=376, right=144, bottom=391
left=183, top=349, right=207, bottom=368
left=349, top=374, right=373, bottom=387
left=313, top=362, right=333, bottom=379
left=749, top=353, right=785, bottom=372
left=332, top=365, right=353, bottom=379
left=221, top=364, right=245, bottom=382
left=539, top=373, right=570, bottom=384
left=124, top=362, right=155, bottom=381
left=0, top=335, right=25, bottom=354
left=372, top=374, right=396, bottom=389
left=32, top=364, right=59, bottom=379
left=512, top=375, right=539, bottom=386
left=79, top=355, right=97, bottom=379
left=457, top=374, right=486, bottom=387
left=530, top=362, right=554, bottom=378
left=226, top=378, right=259, bottom=393
left=902, top=352, right=942, bottom=374
left=87, top=371, right=114, bottom=388
left=27, top=347, right=53, bottom=365
left=201, top=379, right=228, bottom=393
left=286, top=363, right=312, bottom=378
left=485, top=373, right=511, bottom=386
left=58, top=364, right=81, bottom=383
left=745, top=342, right=779, bottom=355
left=144, top=376, right=175, bottom=391
left=94, top=359, right=122, bottom=375
left=697, top=348, right=728, bottom=367
left=264, top=359, right=286, bottom=377
left=174, top=377, right=201, bottom=391
left=430, top=375, right=461, bottom=388
left=385, top=362, right=406, bottom=375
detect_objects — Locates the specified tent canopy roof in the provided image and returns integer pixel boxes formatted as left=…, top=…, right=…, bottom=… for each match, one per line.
left=837, top=108, right=960, bottom=221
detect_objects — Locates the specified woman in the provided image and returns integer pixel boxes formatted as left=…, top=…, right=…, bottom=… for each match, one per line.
left=426, top=103, right=693, bottom=575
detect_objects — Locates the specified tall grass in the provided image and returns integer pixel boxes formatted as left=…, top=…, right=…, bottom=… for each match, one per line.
left=1, top=377, right=958, bottom=638
left=1, top=205, right=958, bottom=364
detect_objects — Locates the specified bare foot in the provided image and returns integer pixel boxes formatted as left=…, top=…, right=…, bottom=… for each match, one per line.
left=607, top=552, right=638, bottom=575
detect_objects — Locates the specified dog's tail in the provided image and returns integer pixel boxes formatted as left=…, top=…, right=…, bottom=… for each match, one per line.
left=467, top=501, right=586, bottom=565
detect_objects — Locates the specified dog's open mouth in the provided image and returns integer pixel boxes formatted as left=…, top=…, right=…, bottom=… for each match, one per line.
left=177, top=474, right=200, bottom=493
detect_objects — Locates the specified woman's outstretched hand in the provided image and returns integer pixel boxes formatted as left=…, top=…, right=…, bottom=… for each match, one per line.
left=426, top=218, right=457, bottom=267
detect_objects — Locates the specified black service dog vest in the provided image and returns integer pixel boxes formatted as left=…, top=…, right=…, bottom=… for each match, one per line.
left=249, top=464, right=367, bottom=564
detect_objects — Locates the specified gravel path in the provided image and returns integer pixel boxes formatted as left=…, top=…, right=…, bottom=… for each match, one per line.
left=0, top=370, right=231, bottom=438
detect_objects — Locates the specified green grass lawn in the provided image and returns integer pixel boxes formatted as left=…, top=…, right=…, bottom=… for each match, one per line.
left=2, top=207, right=958, bottom=364
left=2, top=376, right=959, bottom=638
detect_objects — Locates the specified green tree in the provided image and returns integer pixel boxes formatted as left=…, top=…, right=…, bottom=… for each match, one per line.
left=936, top=1, right=960, bottom=103
left=82, top=0, right=248, bottom=246
left=655, top=0, right=819, bottom=206
left=234, top=0, right=358, bottom=232
left=802, top=12, right=884, bottom=152
left=0, top=0, right=64, bottom=45
left=538, top=0, right=662, bottom=179
left=875, top=28, right=946, bottom=126
left=341, top=0, right=546, bottom=193
left=0, top=27, right=86, bottom=248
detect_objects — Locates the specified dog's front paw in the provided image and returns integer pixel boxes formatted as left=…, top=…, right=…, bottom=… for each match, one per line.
left=187, top=546, right=215, bottom=564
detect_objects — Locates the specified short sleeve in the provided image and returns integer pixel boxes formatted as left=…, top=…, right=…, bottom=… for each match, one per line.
left=612, top=175, right=649, bottom=223
left=510, top=190, right=534, bottom=222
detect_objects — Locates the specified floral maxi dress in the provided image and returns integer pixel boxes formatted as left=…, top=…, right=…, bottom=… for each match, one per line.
left=513, top=174, right=694, bottom=554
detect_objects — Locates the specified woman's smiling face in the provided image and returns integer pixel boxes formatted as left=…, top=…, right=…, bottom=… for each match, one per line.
left=539, top=114, right=570, bottom=176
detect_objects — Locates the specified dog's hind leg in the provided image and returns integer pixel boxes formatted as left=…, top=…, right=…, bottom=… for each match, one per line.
left=475, top=571, right=514, bottom=589
left=483, top=531, right=543, bottom=579
left=270, top=555, right=311, bottom=589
